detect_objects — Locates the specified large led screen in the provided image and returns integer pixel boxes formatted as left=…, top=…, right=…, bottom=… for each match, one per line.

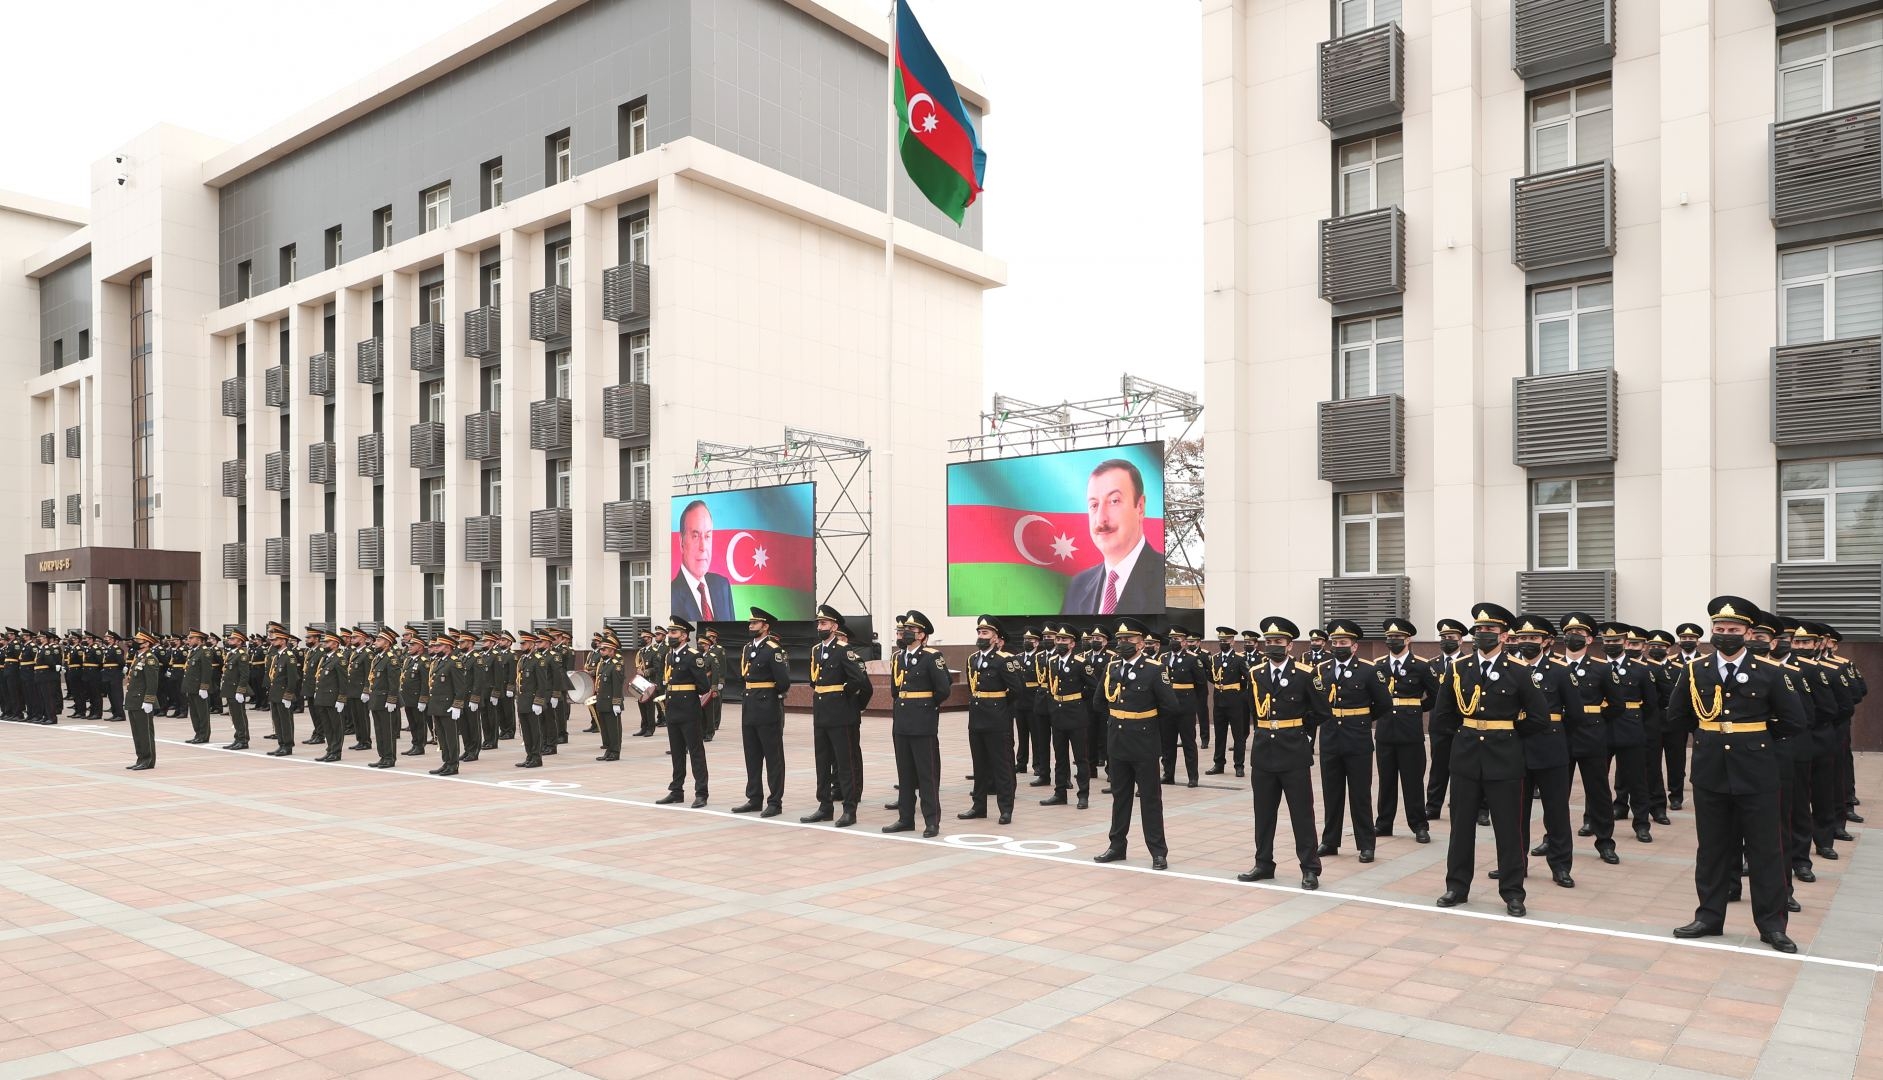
left=669, top=483, right=816, bottom=622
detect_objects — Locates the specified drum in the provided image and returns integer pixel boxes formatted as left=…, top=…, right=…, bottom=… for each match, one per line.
left=566, top=670, right=594, bottom=704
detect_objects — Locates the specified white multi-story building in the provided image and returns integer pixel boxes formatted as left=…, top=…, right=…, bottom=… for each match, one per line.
left=1203, top=0, right=1883, bottom=642
left=2, top=0, right=1001, bottom=642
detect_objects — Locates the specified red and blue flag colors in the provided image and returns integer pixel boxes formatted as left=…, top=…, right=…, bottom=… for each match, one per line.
left=894, top=0, right=985, bottom=224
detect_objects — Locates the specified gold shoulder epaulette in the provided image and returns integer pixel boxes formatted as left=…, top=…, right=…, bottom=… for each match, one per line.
left=1294, top=661, right=1314, bottom=673
left=1413, top=654, right=1433, bottom=663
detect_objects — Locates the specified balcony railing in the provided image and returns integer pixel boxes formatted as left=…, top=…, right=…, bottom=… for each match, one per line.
left=1511, top=0, right=1615, bottom=79
left=464, top=306, right=501, bottom=359
left=1771, top=104, right=1883, bottom=229
left=38, top=433, right=52, bottom=464
left=1318, top=576, right=1410, bottom=627
left=309, top=532, right=337, bottom=575
left=530, top=508, right=572, bottom=559
left=530, top=286, right=572, bottom=340
left=602, top=263, right=652, bottom=322
left=530, top=398, right=572, bottom=451
left=1318, top=23, right=1404, bottom=130
left=1512, top=161, right=1615, bottom=270
left=410, top=520, right=445, bottom=566
left=264, top=365, right=288, bottom=408
left=603, top=382, right=652, bottom=439
left=357, top=527, right=384, bottom=571
left=357, top=432, right=384, bottom=478
left=221, top=376, right=246, bottom=418
left=222, top=542, right=245, bottom=580
left=221, top=459, right=245, bottom=498
left=409, top=421, right=444, bottom=470
left=308, top=351, right=335, bottom=397
left=603, top=500, right=652, bottom=553
left=264, top=536, right=291, bottom=577
left=1319, top=206, right=1406, bottom=304
left=38, top=500, right=52, bottom=530
left=264, top=450, right=287, bottom=492
left=1511, top=367, right=1618, bottom=467
left=1317, top=394, right=1404, bottom=482
left=356, top=338, right=383, bottom=385
left=1516, top=568, right=1614, bottom=622
left=1772, top=337, right=1883, bottom=446
left=1772, top=562, right=1883, bottom=638
left=65, top=494, right=80, bottom=525
left=410, top=323, right=445, bottom=373
left=465, top=515, right=502, bottom=563
left=465, top=411, right=501, bottom=461
left=307, top=441, right=336, bottom=487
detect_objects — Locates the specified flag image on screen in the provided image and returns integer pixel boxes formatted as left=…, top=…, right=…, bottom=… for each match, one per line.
left=947, top=443, right=1166, bottom=617
left=669, top=483, right=816, bottom=623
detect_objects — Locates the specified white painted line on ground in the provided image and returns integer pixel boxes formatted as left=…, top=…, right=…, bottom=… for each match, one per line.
left=25, top=722, right=1880, bottom=974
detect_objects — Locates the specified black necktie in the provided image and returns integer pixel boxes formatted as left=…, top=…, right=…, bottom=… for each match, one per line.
left=1722, top=661, right=1736, bottom=683
left=1480, top=661, right=1492, bottom=680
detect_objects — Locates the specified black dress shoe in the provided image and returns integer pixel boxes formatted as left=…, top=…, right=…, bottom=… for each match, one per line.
left=1237, top=866, right=1273, bottom=882
left=402, top=747, right=425, bottom=756
left=1530, top=843, right=1548, bottom=857
left=1301, top=872, right=1319, bottom=891
left=884, top=802, right=900, bottom=811
left=1669, top=797, right=1683, bottom=810
left=801, top=807, right=832, bottom=823
left=1235, top=766, right=1244, bottom=777
left=429, top=765, right=457, bottom=776
left=761, top=806, right=782, bottom=818
left=1028, top=776, right=1051, bottom=787
left=1424, top=806, right=1442, bottom=820
left=1554, top=872, right=1575, bottom=888
left=882, top=821, right=914, bottom=833
left=598, top=752, right=619, bottom=761
left=461, top=752, right=478, bottom=762
left=1316, top=843, right=1338, bottom=858
left=957, top=808, right=987, bottom=820
left=1599, top=848, right=1620, bottom=865
left=185, top=737, right=208, bottom=745
left=1375, top=828, right=1393, bottom=838
left=1489, top=870, right=1501, bottom=880
left=731, top=801, right=761, bottom=813
left=519, top=757, right=542, bottom=768
left=582, top=725, right=599, bottom=733
left=1845, top=811, right=1864, bottom=823
left=834, top=812, right=856, bottom=828
left=1635, top=828, right=1653, bottom=843
left=1672, top=921, right=1723, bottom=939
left=481, top=741, right=498, bottom=751
left=655, top=792, right=684, bottom=805
left=317, top=753, right=341, bottom=763
left=922, top=824, right=939, bottom=837
left=1187, top=779, right=1198, bottom=788
left=542, top=746, right=556, bottom=756
left=1761, top=931, right=1799, bottom=954
left=1786, top=895, right=1802, bottom=913
left=1161, top=776, right=1175, bottom=785
left=1040, top=794, right=1067, bottom=806
left=302, top=736, right=323, bottom=745
left=1653, top=814, right=1671, bottom=826
left=558, top=733, right=568, bottom=743
left=1151, top=856, right=1168, bottom=871
left=1476, top=809, right=1491, bottom=827
left=1834, top=829, right=1855, bottom=842
left=368, top=761, right=390, bottom=769
left=1435, top=891, right=1464, bottom=908
left=1795, top=866, right=1816, bottom=883
left=1414, top=830, right=1431, bottom=844
left=997, top=812, right=1012, bottom=825
left=1205, top=765, right=1224, bottom=775
left=690, top=796, right=708, bottom=809
left=1729, top=885, right=1743, bottom=902
left=1818, top=846, right=1840, bottom=859
left=1506, top=899, right=1526, bottom=918
left=1101, top=787, right=1113, bottom=795
left=1076, top=796, right=1089, bottom=809
left=1357, top=851, right=1374, bottom=863
left=1094, top=848, right=1126, bottom=863
left=268, top=748, right=291, bottom=757
left=1578, top=824, right=1595, bottom=837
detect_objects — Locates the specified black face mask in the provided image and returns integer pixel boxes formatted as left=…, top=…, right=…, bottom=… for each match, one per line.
left=1561, top=634, right=1587, bottom=652
left=896, top=630, right=917, bottom=648
left=976, top=638, right=993, bottom=652
left=1439, top=639, right=1460, bottom=655
left=1647, top=646, right=1668, bottom=660
left=667, top=636, right=683, bottom=649
left=1474, top=632, right=1502, bottom=653
left=1712, top=633, right=1743, bottom=655
left=1769, top=642, right=1790, bottom=659
left=1218, top=640, right=1234, bottom=651
left=1263, top=645, right=1289, bottom=662
left=1056, top=643, right=1071, bottom=655
left=1118, top=641, right=1140, bottom=659
left=1745, top=639, right=1771, bottom=656
left=1512, top=642, right=1541, bottom=660
left=1602, top=643, right=1625, bottom=659
left=1386, top=638, right=1407, bottom=654
left=1331, top=646, right=1354, bottom=662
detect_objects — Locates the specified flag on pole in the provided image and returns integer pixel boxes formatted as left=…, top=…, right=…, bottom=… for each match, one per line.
left=894, top=0, right=985, bottom=224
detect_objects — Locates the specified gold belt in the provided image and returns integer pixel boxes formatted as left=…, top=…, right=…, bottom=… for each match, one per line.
left=1549, top=713, right=1564, bottom=722
left=744, top=681, right=777, bottom=688
left=1171, top=683, right=1195, bottom=690
left=1023, top=682, right=1039, bottom=689
left=898, top=691, right=934, bottom=699
left=1111, top=708, right=1157, bottom=720
left=1260, top=717, right=1305, bottom=729
left=667, top=684, right=699, bottom=691
left=972, top=691, right=1008, bottom=699
left=1623, top=701, right=1642, bottom=709
left=1053, top=693, right=1083, bottom=703
left=1583, top=704, right=1605, bottom=714
left=1698, top=719, right=1766, bottom=733
left=1331, top=707, right=1370, bottom=718
left=1392, top=697, right=1424, bottom=707
left=813, top=685, right=847, bottom=694
left=1460, top=718, right=1515, bottom=731
left=1214, top=682, right=1240, bottom=690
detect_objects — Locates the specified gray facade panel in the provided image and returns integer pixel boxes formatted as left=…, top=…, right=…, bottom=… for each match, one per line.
left=39, top=256, right=92, bottom=373
left=219, top=0, right=981, bottom=306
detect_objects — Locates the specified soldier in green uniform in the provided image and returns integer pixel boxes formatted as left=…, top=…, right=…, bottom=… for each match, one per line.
left=366, top=629, right=403, bottom=767
left=124, top=631, right=162, bottom=770
left=399, top=629, right=430, bottom=757
left=516, top=630, right=549, bottom=767
left=547, top=628, right=571, bottom=747
left=634, top=631, right=661, bottom=737
left=457, top=629, right=488, bottom=760
left=266, top=627, right=301, bottom=755
left=219, top=630, right=252, bottom=751
left=592, top=630, right=628, bottom=761
left=425, top=631, right=470, bottom=776
left=655, top=616, right=712, bottom=807
left=181, top=628, right=216, bottom=744
left=491, top=631, right=517, bottom=740
left=1093, top=617, right=1177, bottom=870
left=884, top=610, right=950, bottom=836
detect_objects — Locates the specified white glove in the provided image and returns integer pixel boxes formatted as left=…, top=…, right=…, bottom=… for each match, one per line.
left=282, top=696, right=294, bottom=707
left=504, top=690, right=514, bottom=698
left=359, top=693, right=369, bottom=702
left=531, top=704, right=543, bottom=715
left=198, top=688, right=209, bottom=699
left=469, top=701, right=479, bottom=712
left=449, top=707, right=461, bottom=720
left=613, top=705, right=622, bottom=715
left=141, top=702, right=154, bottom=714
left=57, top=665, right=66, bottom=674
left=234, top=693, right=245, bottom=704
left=550, top=697, right=560, bottom=707
left=386, top=702, right=398, bottom=712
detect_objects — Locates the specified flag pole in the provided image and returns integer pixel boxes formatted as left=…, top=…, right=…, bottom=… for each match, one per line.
left=878, top=0, right=897, bottom=631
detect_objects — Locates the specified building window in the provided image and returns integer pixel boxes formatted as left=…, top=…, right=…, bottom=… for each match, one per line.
left=1532, top=476, right=1615, bottom=570
left=1781, top=458, right=1883, bottom=561
left=1530, top=81, right=1612, bottom=172
left=1338, top=491, right=1404, bottom=576
left=549, top=130, right=572, bottom=184
left=131, top=272, right=154, bottom=548
left=626, top=216, right=650, bottom=265
left=52, top=339, right=65, bottom=370
left=551, top=349, right=571, bottom=398
left=280, top=244, right=297, bottom=285
left=481, top=365, right=502, bottom=411
left=1336, top=0, right=1400, bottom=34
left=1778, top=14, right=1883, bottom=122
left=421, top=477, right=444, bottom=523
left=1531, top=280, right=1614, bottom=373
left=422, top=183, right=451, bottom=233
left=550, top=564, right=572, bottom=619
left=324, top=225, right=343, bottom=269
left=424, top=572, right=444, bottom=619
left=423, top=380, right=444, bottom=423
left=78, top=329, right=90, bottom=360
left=373, top=206, right=393, bottom=251
left=482, top=467, right=503, bottom=515
left=484, top=264, right=503, bottom=309
left=629, top=559, right=651, bottom=617
left=552, top=458, right=572, bottom=510
left=482, top=158, right=505, bottom=211
left=1337, top=314, right=1403, bottom=398
left=1780, top=237, right=1883, bottom=345
left=483, top=569, right=503, bottom=619
left=237, top=260, right=253, bottom=300
left=423, top=282, right=444, bottom=327
left=628, top=446, right=650, bottom=500
left=551, top=241, right=571, bottom=288
left=620, top=101, right=649, bottom=158
left=1337, top=133, right=1402, bottom=215
left=626, top=331, right=650, bottom=383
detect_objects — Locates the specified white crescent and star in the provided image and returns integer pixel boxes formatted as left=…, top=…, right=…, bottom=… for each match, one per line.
left=1012, top=515, right=1078, bottom=567
left=725, top=531, right=770, bottom=583
left=908, top=92, right=941, bottom=135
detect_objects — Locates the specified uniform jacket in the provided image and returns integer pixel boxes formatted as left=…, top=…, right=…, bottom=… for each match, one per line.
left=660, top=645, right=710, bottom=723
left=739, top=637, right=792, bottom=725
left=126, top=649, right=162, bottom=706
left=1320, top=656, right=1389, bottom=757
left=1521, top=659, right=1575, bottom=771
left=891, top=646, right=952, bottom=738
left=965, top=648, right=1027, bottom=732
left=1045, top=648, right=1092, bottom=731
left=1373, top=650, right=1436, bottom=745
left=1666, top=653, right=1806, bottom=795
left=1430, top=649, right=1550, bottom=783
left=809, top=639, right=871, bottom=726
left=423, top=654, right=469, bottom=716
left=1246, top=656, right=1330, bottom=774
left=1557, top=651, right=1627, bottom=759
left=1100, top=652, right=1178, bottom=763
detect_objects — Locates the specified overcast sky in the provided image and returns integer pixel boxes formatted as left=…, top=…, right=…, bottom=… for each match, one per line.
left=1, top=0, right=1202, bottom=415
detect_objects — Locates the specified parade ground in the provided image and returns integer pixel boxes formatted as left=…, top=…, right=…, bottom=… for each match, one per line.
left=0, top=710, right=1878, bottom=1080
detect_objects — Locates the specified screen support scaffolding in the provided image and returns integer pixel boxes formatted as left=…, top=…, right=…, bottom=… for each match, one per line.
left=947, top=373, right=1205, bottom=603
left=676, top=427, right=873, bottom=615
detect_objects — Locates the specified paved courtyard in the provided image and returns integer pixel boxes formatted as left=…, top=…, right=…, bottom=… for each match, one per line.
left=0, top=708, right=1878, bottom=1080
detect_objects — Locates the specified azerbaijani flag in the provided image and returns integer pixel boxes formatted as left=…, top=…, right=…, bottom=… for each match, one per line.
left=895, top=0, right=986, bottom=225
left=947, top=444, right=1166, bottom=616
left=670, top=484, right=817, bottom=621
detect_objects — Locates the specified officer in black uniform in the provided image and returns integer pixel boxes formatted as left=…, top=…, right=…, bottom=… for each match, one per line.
left=1041, top=624, right=1093, bottom=809
left=1318, top=620, right=1386, bottom=863
left=1668, top=596, right=1806, bottom=952
left=961, top=615, right=1026, bottom=825
left=1641, top=629, right=1680, bottom=822
left=1598, top=620, right=1662, bottom=842
left=1508, top=614, right=1577, bottom=888
left=1664, top=622, right=1705, bottom=810
left=1205, top=628, right=1249, bottom=777
left=1432, top=602, right=1550, bottom=917
left=1013, top=627, right=1043, bottom=782
left=1093, top=617, right=1175, bottom=870
left=1822, top=626, right=1866, bottom=830
left=1373, top=618, right=1433, bottom=843
left=801, top=606, right=870, bottom=825
left=1561, top=612, right=1624, bottom=863
left=1424, top=618, right=1469, bottom=818
left=1083, top=628, right=1114, bottom=772
left=100, top=632, right=126, bottom=721
left=1774, top=618, right=1832, bottom=892
left=1236, top=616, right=1330, bottom=890
left=731, top=607, right=792, bottom=816
left=653, top=617, right=712, bottom=807
left=1159, top=627, right=1202, bottom=787
left=884, top=610, right=950, bottom=836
